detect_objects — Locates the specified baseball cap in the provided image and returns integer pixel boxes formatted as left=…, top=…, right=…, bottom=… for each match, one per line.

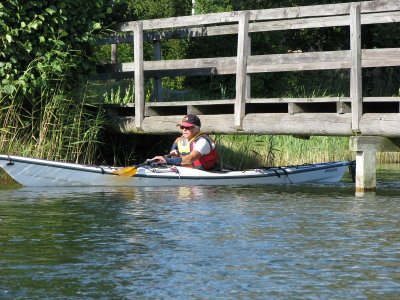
left=177, top=114, right=201, bottom=127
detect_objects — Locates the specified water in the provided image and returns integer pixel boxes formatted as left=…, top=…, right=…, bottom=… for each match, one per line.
left=1, top=167, right=400, bottom=299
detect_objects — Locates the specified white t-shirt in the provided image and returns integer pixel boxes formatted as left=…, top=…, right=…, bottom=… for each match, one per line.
left=193, top=137, right=215, bottom=155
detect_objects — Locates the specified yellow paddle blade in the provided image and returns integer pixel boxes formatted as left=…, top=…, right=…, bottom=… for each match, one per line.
left=119, top=168, right=139, bottom=177
left=112, top=166, right=138, bottom=177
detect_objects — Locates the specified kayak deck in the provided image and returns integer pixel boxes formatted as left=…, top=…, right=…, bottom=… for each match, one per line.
left=0, top=155, right=353, bottom=187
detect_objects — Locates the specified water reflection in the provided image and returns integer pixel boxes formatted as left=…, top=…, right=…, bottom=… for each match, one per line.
left=0, top=169, right=400, bottom=299
left=176, top=186, right=206, bottom=200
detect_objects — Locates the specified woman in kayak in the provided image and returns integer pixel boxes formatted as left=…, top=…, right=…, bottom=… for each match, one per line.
left=152, top=114, right=219, bottom=170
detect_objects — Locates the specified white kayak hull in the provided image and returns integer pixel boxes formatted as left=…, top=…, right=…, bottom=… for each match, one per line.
left=0, top=155, right=352, bottom=187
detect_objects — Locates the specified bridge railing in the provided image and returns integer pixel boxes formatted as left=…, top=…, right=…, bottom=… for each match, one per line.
left=96, top=0, right=400, bottom=136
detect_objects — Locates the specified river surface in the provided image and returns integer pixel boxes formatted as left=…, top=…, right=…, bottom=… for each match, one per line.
left=1, top=166, right=400, bottom=299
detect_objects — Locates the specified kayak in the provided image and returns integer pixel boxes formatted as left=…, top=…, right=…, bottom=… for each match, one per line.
left=0, top=155, right=352, bottom=187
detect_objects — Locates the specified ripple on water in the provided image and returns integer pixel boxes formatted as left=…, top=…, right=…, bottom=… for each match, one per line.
left=0, top=178, right=400, bottom=298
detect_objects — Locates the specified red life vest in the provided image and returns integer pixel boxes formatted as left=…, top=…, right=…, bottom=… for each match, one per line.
left=177, top=133, right=219, bottom=170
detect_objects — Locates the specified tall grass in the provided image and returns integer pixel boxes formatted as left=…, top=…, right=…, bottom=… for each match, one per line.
left=377, top=152, right=400, bottom=164
left=99, top=80, right=136, bottom=105
left=0, top=51, right=106, bottom=165
left=214, top=135, right=353, bottom=169
left=214, top=135, right=400, bottom=170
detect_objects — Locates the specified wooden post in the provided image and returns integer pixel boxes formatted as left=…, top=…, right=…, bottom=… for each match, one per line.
left=134, top=21, right=144, bottom=131
left=153, top=40, right=163, bottom=102
left=350, top=136, right=377, bottom=194
left=235, top=11, right=250, bottom=130
left=350, top=3, right=362, bottom=133
left=350, top=136, right=400, bottom=194
left=111, top=44, right=117, bottom=64
left=246, top=36, right=251, bottom=100
left=355, top=149, right=376, bottom=194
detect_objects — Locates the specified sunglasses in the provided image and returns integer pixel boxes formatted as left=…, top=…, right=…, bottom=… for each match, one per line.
left=180, top=126, right=194, bottom=130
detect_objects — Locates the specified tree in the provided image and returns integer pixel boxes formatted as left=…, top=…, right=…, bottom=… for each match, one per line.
left=0, top=0, right=106, bottom=95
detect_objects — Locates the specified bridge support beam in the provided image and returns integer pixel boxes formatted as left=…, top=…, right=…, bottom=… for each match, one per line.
left=350, top=136, right=400, bottom=194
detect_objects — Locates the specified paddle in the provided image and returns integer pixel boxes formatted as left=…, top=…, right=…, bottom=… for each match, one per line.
left=112, top=159, right=156, bottom=177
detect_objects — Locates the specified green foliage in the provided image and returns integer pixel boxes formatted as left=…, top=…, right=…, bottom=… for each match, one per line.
left=103, top=83, right=135, bottom=104
left=105, top=0, right=191, bottom=22
left=93, top=0, right=192, bottom=97
left=0, top=45, right=106, bottom=164
left=0, top=0, right=110, bottom=164
left=0, top=0, right=107, bottom=96
left=128, top=0, right=191, bottom=19
left=2, top=0, right=400, bottom=167
left=195, top=0, right=233, bottom=13
left=214, top=135, right=353, bottom=169
left=214, top=134, right=400, bottom=169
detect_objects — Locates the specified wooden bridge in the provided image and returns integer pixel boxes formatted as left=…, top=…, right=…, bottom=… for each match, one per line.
left=96, top=0, right=400, bottom=192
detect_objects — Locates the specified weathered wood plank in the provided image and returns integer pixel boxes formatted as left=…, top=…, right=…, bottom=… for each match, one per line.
left=107, top=113, right=400, bottom=137
left=105, top=97, right=400, bottom=110
left=146, top=99, right=235, bottom=107
left=363, top=97, right=400, bottom=102
left=246, top=36, right=251, bottom=100
left=250, top=11, right=400, bottom=32
left=235, top=12, right=250, bottom=130
left=350, top=3, right=362, bottom=133
left=247, top=51, right=351, bottom=73
left=111, top=44, right=117, bottom=63
left=97, top=57, right=234, bottom=73
left=247, top=97, right=351, bottom=103
left=96, top=48, right=400, bottom=79
left=245, top=113, right=352, bottom=135
left=359, top=114, right=400, bottom=137
left=116, top=0, right=399, bottom=31
left=133, top=22, right=144, bottom=131
left=250, top=48, right=400, bottom=70
left=250, top=0, right=400, bottom=22
left=247, top=49, right=400, bottom=72
left=153, top=41, right=162, bottom=101
left=362, top=48, right=400, bottom=68
left=109, top=113, right=353, bottom=135
left=96, top=11, right=400, bottom=45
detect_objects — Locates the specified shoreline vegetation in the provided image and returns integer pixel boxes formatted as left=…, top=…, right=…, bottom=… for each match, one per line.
left=1, top=134, right=400, bottom=185
left=200, top=135, right=400, bottom=169
left=1, top=74, right=400, bottom=185
left=1, top=59, right=399, bottom=186
left=1, top=2, right=399, bottom=185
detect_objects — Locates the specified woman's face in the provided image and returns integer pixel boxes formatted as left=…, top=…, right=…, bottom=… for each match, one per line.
left=180, top=125, right=199, bottom=140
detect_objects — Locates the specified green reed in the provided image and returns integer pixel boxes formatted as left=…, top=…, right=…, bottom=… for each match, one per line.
left=213, top=135, right=351, bottom=169
left=214, top=135, right=400, bottom=169
left=377, top=152, right=400, bottom=164
left=0, top=52, right=106, bottom=166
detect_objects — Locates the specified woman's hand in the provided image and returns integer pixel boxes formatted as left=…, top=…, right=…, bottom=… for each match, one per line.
left=151, top=156, right=167, bottom=164
left=169, top=149, right=179, bottom=157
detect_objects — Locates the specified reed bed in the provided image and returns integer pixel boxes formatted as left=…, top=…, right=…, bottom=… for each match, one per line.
left=214, top=134, right=400, bottom=170
left=0, top=51, right=106, bottom=166
left=377, top=152, right=400, bottom=164
left=214, top=135, right=352, bottom=169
